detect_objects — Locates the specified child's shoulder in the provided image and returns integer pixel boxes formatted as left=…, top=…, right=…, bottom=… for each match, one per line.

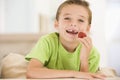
left=39, top=32, right=59, bottom=43
left=90, top=46, right=100, bottom=56
left=42, top=32, right=59, bottom=39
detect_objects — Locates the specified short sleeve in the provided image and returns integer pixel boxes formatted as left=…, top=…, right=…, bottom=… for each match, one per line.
left=89, top=47, right=100, bottom=73
left=25, top=37, right=50, bottom=65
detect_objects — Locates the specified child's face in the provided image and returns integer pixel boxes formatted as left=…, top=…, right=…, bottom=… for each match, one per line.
left=55, top=4, right=90, bottom=43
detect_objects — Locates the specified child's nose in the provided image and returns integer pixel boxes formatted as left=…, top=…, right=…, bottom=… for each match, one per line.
left=70, top=21, right=77, bottom=27
left=70, top=24, right=76, bottom=27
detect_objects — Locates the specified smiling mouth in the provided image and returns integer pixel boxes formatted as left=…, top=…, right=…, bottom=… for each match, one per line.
left=66, top=30, right=78, bottom=34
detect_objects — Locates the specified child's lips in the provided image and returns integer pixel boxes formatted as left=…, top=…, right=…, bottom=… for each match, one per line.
left=66, top=30, right=78, bottom=34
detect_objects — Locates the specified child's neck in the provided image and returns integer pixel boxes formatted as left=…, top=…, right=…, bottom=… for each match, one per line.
left=60, top=39, right=79, bottom=53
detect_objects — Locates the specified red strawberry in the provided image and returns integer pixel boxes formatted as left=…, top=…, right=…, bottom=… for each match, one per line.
left=78, top=32, right=86, bottom=38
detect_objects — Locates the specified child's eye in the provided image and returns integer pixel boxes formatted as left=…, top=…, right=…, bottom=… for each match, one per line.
left=78, top=19, right=84, bottom=22
left=64, top=17, right=70, bottom=20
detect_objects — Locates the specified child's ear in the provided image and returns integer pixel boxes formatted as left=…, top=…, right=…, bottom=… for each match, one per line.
left=54, top=20, right=58, bottom=27
left=54, top=20, right=59, bottom=29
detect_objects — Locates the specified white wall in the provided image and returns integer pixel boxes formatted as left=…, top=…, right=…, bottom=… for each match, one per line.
left=0, top=0, right=5, bottom=33
left=0, top=0, right=39, bottom=34
left=105, top=2, right=120, bottom=76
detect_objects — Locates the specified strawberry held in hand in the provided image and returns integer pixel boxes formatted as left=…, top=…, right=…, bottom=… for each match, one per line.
left=78, top=32, right=87, bottom=38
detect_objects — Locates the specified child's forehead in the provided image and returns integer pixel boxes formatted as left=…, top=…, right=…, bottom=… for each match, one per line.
left=60, top=4, right=89, bottom=18
left=60, top=4, right=88, bottom=12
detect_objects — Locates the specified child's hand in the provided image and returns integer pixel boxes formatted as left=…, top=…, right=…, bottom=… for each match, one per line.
left=79, top=34, right=92, bottom=59
left=74, top=72, right=106, bottom=80
left=78, top=32, right=92, bottom=72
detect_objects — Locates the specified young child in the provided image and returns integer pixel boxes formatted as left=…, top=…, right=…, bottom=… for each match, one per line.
left=25, top=0, right=105, bottom=79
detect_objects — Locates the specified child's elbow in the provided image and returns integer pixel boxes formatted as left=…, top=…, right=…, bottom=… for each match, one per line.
left=26, top=71, right=33, bottom=79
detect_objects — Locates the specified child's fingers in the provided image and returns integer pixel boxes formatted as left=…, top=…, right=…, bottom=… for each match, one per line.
left=84, top=37, right=92, bottom=48
left=79, top=36, right=92, bottom=49
left=91, top=73, right=106, bottom=80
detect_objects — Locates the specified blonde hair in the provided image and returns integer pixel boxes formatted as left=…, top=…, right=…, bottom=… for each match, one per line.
left=55, top=0, right=92, bottom=24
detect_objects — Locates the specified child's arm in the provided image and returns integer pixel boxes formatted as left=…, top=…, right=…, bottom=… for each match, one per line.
left=26, top=58, right=104, bottom=79
left=79, top=36, right=92, bottom=72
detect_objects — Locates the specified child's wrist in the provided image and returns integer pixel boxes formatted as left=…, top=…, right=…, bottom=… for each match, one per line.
left=80, top=57, right=88, bottom=62
left=80, top=60, right=89, bottom=72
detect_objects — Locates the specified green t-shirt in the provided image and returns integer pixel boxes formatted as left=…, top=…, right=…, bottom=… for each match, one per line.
left=25, top=32, right=100, bottom=73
